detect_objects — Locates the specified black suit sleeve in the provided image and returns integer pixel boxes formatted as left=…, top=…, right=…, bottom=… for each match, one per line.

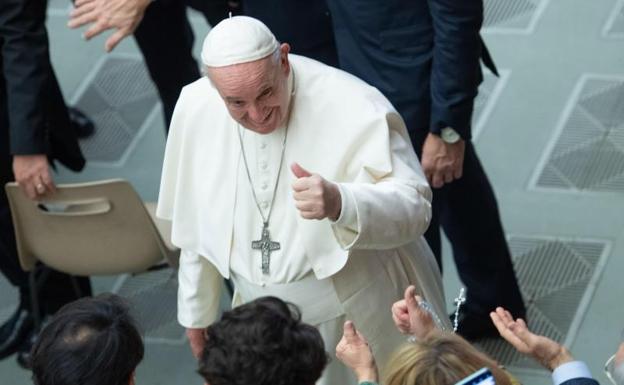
left=427, top=0, right=483, bottom=140
left=0, top=0, right=52, bottom=155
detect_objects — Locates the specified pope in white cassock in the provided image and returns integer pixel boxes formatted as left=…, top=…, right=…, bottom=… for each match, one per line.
left=156, top=16, right=450, bottom=384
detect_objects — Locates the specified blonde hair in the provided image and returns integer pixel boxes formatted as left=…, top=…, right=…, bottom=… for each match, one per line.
left=384, top=332, right=512, bottom=385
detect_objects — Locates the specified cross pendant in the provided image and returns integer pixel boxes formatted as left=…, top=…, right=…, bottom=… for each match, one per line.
left=251, top=222, right=280, bottom=275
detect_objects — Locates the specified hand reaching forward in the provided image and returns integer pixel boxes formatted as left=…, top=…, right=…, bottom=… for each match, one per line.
left=335, top=321, right=378, bottom=383
left=291, top=163, right=341, bottom=221
left=421, top=133, right=465, bottom=189
left=391, top=285, right=435, bottom=339
left=68, top=0, right=152, bottom=52
left=490, top=307, right=573, bottom=371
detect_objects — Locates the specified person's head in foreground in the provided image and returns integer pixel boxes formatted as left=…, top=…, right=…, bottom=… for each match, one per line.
left=198, top=296, right=328, bottom=385
left=202, top=16, right=292, bottom=135
left=31, top=293, right=144, bottom=385
left=384, top=333, right=512, bottom=385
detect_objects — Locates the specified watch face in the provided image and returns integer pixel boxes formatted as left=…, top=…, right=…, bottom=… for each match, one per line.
left=441, top=127, right=461, bottom=143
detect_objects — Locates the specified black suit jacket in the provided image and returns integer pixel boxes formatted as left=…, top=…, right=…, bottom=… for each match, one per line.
left=0, top=0, right=84, bottom=175
left=243, top=0, right=339, bottom=67
left=326, top=0, right=489, bottom=142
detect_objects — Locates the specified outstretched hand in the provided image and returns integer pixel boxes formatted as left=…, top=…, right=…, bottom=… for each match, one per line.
left=391, top=285, right=435, bottom=339
left=291, top=162, right=341, bottom=221
left=490, top=307, right=573, bottom=371
left=335, top=321, right=377, bottom=383
left=68, top=0, right=152, bottom=52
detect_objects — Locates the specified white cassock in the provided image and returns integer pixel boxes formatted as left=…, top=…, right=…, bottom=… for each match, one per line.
left=157, top=54, right=450, bottom=384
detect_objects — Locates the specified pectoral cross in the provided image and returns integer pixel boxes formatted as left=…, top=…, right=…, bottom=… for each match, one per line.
left=251, top=222, right=280, bottom=275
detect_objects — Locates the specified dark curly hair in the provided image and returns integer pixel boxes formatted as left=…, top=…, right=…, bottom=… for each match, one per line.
left=198, top=296, right=328, bottom=385
left=31, top=294, right=144, bottom=385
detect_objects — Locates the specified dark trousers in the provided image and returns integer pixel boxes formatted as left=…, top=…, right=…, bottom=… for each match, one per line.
left=419, top=140, right=525, bottom=315
left=0, top=0, right=91, bottom=314
left=325, top=0, right=525, bottom=316
left=133, top=0, right=237, bottom=129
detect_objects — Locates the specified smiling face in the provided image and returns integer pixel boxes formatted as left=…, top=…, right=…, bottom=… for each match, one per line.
left=207, top=44, right=291, bottom=135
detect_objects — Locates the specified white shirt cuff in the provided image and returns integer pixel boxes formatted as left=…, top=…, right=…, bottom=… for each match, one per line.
left=332, top=182, right=357, bottom=228
left=552, top=361, right=593, bottom=385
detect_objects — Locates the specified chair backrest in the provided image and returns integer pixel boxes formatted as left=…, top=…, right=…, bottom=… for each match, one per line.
left=5, top=179, right=175, bottom=276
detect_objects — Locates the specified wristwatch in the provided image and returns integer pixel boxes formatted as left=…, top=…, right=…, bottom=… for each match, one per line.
left=440, top=127, right=461, bottom=144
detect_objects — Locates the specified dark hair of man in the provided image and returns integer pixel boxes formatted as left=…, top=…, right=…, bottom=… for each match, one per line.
left=198, top=296, right=328, bottom=385
left=31, top=293, right=144, bottom=385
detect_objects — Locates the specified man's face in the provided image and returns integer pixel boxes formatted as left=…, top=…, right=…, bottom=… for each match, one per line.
left=208, top=44, right=291, bottom=135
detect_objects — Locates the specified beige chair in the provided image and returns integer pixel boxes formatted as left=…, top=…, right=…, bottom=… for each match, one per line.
left=4, top=179, right=179, bottom=327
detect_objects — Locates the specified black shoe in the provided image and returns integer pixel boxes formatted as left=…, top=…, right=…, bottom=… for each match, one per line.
left=68, top=107, right=95, bottom=139
left=453, top=311, right=500, bottom=341
left=0, top=306, right=34, bottom=360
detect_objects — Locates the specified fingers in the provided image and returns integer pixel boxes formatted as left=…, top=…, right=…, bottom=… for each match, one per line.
left=291, top=162, right=312, bottom=178
left=21, top=182, right=37, bottom=200
left=489, top=307, right=531, bottom=352
left=105, top=28, right=131, bottom=52
left=69, top=1, right=97, bottom=20
left=431, top=171, right=445, bottom=189
left=391, top=300, right=411, bottom=333
left=68, top=8, right=99, bottom=29
left=74, top=0, right=96, bottom=7
left=84, top=20, right=109, bottom=40
left=453, top=164, right=463, bottom=179
left=404, top=286, right=422, bottom=320
left=40, top=170, right=56, bottom=194
left=343, top=321, right=360, bottom=344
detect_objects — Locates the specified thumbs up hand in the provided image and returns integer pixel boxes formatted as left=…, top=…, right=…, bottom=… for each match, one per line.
left=291, top=162, right=342, bottom=221
left=391, top=285, right=436, bottom=339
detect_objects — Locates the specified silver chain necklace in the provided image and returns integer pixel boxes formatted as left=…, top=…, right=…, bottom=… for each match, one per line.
left=236, top=70, right=295, bottom=275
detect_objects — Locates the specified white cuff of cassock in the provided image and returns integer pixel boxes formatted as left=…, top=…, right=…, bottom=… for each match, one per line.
left=177, top=249, right=223, bottom=328
left=332, top=183, right=356, bottom=226
left=552, top=361, right=593, bottom=385
left=330, top=183, right=360, bottom=248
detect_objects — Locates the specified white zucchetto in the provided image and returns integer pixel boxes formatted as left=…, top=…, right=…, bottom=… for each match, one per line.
left=201, top=16, right=279, bottom=67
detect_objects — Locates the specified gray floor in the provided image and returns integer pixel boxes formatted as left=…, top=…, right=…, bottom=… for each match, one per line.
left=2, top=1, right=624, bottom=384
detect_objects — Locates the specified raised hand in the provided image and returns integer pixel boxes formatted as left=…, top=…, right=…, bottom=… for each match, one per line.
left=335, top=321, right=377, bottom=383
left=490, top=307, right=573, bottom=371
left=291, top=162, right=341, bottom=221
left=68, top=0, right=151, bottom=52
left=391, top=285, right=435, bottom=339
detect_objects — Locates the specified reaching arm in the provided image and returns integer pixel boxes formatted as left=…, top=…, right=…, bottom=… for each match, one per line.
left=335, top=321, right=378, bottom=384
left=68, top=0, right=152, bottom=52
left=490, top=307, right=599, bottom=385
